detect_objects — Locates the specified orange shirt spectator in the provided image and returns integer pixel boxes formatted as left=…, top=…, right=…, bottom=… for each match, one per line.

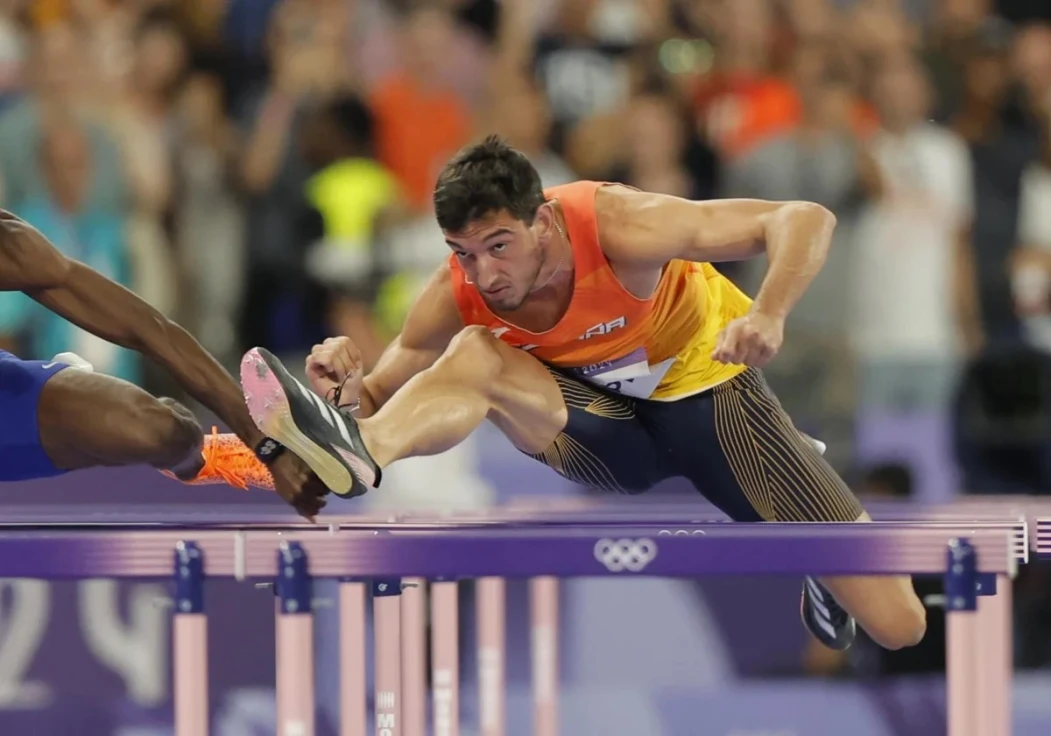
left=695, top=73, right=797, bottom=158
left=370, top=74, right=472, bottom=214
left=695, top=74, right=879, bottom=160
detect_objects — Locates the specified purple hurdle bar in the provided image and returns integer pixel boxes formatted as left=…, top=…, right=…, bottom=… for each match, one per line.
left=0, top=519, right=1023, bottom=736
left=9, top=496, right=1048, bottom=533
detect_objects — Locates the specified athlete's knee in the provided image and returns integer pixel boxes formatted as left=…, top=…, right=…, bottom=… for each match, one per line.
left=134, top=396, right=202, bottom=466
left=866, top=591, right=928, bottom=650
left=442, top=326, right=505, bottom=382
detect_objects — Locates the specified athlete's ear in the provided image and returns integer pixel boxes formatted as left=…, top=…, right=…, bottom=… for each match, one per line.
left=532, top=202, right=555, bottom=241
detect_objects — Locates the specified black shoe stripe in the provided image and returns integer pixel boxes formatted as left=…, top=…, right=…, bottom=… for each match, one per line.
left=257, top=350, right=366, bottom=487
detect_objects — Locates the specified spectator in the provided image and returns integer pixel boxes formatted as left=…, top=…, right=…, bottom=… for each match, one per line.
left=607, top=85, right=716, bottom=201
left=530, top=0, right=640, bottom=153
left=111, top=8, right=188, bottom=219
left=1013, top=95, right=1051, bottom=355
left=300, top=92, right=400, bottom=369
left=172, top=71, right=244, bottom=364
left=923, top=0, right=1002, bottom=121
left=486, top=75, right=576, bottom=187
left=722, top=42, right=881, bottom=469
left=0, top=115, right=138, bottom=382
left=0, top=23, right=129, bottom=216
left=0, top=3, right=25, bottom=113
left=369, top=2, right=473, bottom=215
left=853, top=53, right=980, bottom=414
left=689, top=0, right=791, bottom=160
left=952, top=29, right=1038, bottom=348
left=236, top=0, right=350, bottom=356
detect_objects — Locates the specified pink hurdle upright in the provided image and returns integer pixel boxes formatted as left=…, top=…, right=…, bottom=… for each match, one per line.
left=172, top=542, right=208, bottom=736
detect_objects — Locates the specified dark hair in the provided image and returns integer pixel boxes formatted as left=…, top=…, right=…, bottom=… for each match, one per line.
left=433, top=135, right=545, bottom=232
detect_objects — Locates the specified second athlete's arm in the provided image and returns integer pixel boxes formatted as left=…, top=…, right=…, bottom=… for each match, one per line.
left=0, top=210, right=266, bottom=445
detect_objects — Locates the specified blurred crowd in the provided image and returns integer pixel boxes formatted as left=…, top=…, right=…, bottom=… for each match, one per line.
left=0, top=0, right=1048, bottom=496
left=0, top=0, right=1049, bottom=486
left=1, top=0, right=1051, bottom=679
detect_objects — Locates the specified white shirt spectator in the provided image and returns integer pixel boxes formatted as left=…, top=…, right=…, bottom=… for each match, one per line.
left=1015, top=161, right=1051, bottom=351
left=852, top=123, right=973, bottom=361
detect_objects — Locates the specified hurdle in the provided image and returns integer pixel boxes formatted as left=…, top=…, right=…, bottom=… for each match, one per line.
left=0, top=518, right=1021, bottom=736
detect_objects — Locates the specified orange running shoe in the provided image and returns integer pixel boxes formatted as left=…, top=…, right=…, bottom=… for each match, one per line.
left=163, top=427, right=276, bottom=491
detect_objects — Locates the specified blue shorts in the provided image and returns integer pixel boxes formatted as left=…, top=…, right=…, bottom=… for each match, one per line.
left=0, top=350, right=70, bottom=481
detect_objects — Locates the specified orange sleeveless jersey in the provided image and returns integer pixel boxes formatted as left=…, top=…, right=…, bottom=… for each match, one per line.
left=448, top=181, right=753, bottom=401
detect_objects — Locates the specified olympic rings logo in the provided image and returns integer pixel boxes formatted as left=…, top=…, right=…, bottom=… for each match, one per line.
left=657, top=529, right=707, bottom=536
left=593, top=538, right=658, bottom=573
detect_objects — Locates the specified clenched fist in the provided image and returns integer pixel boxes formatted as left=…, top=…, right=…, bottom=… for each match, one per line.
left=306, top=336, right=364, bottom=406
left=711, top=312, right=784, bottom=368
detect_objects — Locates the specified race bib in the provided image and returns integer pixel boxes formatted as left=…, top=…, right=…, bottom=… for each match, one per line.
left=569, top=347, right=675, bottom=399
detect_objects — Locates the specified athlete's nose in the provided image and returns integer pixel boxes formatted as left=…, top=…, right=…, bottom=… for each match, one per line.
left=475, top=256, right=502, bottom=290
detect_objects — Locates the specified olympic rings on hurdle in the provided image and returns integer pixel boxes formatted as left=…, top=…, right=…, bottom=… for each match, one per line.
left=592, top=537, right=658, bottom=572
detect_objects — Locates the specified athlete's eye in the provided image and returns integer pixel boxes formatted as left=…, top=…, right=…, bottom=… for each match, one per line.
left=491, top=243, right=509, bottom=254
left=454, top=251, right=471, bottom=260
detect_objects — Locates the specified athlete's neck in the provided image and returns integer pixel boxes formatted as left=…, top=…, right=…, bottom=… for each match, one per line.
left=530, top=207, right=573, bottom=295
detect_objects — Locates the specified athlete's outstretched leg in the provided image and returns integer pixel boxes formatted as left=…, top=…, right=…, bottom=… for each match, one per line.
left=0, top=352, right=204, bottom=483
left=38, top=365, right=204, bottom=473
left=359, top=326, right=567, bottom=462
left=242, top=326, right=568, bottom=497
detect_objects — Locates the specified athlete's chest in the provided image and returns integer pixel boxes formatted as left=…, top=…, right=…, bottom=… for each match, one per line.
left=489, top=309, right=676, bottom=399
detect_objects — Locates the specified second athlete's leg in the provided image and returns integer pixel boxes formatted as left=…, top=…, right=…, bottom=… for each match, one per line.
left=39, top=364, right=204, bottom=472
left=0, top=353, right=204, bottom=481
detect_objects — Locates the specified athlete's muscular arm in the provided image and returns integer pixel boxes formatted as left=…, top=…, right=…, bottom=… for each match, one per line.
left=307, top=264, right=463, bottom=417
left=598, top=185, right=836, bottom=321
left=597, top=185, right=836, bottom=367
left=0, top=210, right=265, bottom=443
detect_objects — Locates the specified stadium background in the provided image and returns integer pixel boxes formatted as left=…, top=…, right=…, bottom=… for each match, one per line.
left=3, top=0, right=1051, bottom=733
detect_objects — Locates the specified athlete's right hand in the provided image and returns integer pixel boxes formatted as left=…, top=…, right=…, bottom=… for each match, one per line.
left=306, top=336, right=364, bottom=407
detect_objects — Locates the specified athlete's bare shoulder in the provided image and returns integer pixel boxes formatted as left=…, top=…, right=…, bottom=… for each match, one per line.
left=399, top=261, right=464, bottom=351
left=593, top=186, right=832, bottom=268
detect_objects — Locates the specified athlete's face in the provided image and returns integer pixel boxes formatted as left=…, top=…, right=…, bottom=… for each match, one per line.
left=444, top=206, right=555, bottom=311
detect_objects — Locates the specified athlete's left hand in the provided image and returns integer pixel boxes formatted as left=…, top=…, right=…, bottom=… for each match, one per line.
left=712, top=312, right=784, bottom=368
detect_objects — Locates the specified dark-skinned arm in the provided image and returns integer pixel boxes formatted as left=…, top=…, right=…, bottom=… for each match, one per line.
left=598, top=185, right=837, bottom=320
left=0, top=210, right=266, bottom=446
